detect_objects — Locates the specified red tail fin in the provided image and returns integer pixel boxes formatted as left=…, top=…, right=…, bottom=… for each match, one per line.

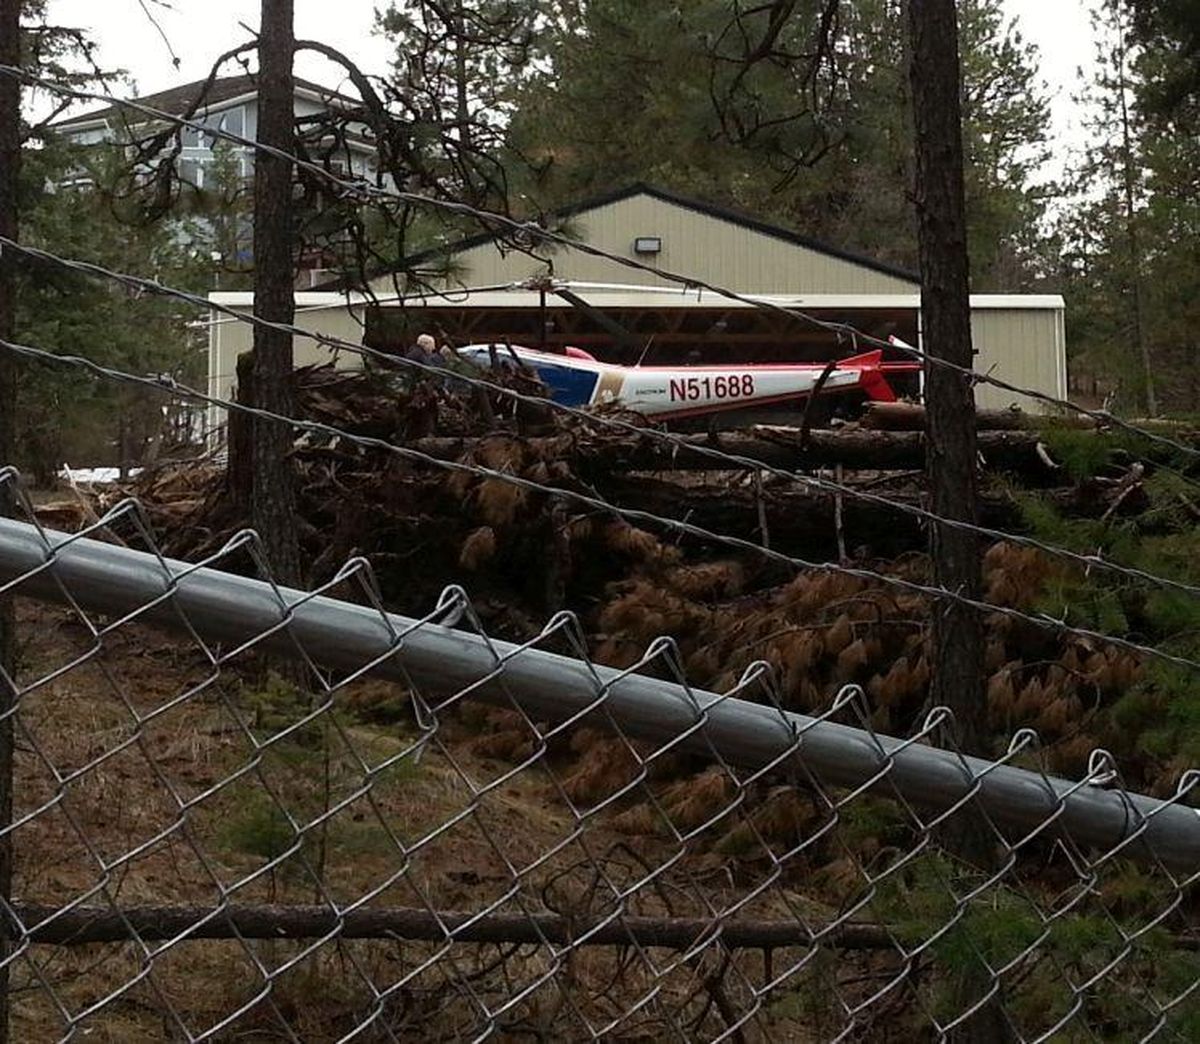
left=838, top=349, right=898, bottom=402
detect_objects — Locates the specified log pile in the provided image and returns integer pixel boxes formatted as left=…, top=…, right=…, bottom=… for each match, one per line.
left=38, top=364, right=1167, bottom=609
left=408, top=426, right=1062, bottom=482
left=859, top=401, right=1094, bottom=431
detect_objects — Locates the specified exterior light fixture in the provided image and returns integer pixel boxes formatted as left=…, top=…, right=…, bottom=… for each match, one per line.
left=633, top=236, right=662, bottom=254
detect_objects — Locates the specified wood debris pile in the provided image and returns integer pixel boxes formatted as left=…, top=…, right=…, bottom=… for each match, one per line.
left=33, top=364, right=1199, bottom=796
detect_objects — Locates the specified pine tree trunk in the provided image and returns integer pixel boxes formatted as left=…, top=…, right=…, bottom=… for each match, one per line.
left=1114, top=13, right=1157, bottom=416
left=228, top=351, right=255, bottom=514
left=452, top=2, right=472, bottom=155
left=909, top=0, right=984, bottom=751
left=909, top=1, right=1007, bottom=1039
left=0, top=2, right=18, bottom=1034
left=251, top=0, right=301, bottom=586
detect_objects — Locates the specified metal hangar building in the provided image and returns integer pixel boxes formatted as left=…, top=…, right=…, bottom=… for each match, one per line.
left=206, top=183, right=1067, bottom=436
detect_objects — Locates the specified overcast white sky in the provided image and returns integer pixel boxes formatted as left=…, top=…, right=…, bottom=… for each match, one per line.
left=40, top=0, right=1100, bottom=175
left=42, top=0, right=396, bottom=99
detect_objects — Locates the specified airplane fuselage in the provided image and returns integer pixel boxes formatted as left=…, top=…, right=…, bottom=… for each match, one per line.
left=456, top=344, right=897, bottom=421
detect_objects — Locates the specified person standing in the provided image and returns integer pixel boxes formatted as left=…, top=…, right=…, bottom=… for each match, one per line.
left=404, top=333, right=438, bottom=365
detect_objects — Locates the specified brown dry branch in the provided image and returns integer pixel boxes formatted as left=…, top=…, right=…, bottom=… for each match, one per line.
left=10, top=901, right=894, bottom=951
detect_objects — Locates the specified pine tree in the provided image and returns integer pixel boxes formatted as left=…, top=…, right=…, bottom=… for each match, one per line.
left=1127, top=0, right=1200, bottom=119
left=0, top=5, right=212, bottom=483
left=1058, top=0, right=1200, bottom=415
left=14, top=142, right=211, bottom=482
left=1130, top=1, right=1200, bottom=413
left=0, top=3, right=20, bottom=1032
left=249, top=0, right=302, bottom=584
left=369, top=0, right=537, bottom=261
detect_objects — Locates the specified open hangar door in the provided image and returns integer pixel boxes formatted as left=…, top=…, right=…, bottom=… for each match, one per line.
left=362, top=286, right=921, bottom=424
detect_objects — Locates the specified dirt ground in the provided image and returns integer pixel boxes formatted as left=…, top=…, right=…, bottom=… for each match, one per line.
left=9, top=598, right=903, bottom=1041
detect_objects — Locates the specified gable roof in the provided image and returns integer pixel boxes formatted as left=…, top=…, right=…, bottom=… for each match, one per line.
left=55, top=74, right=360, bottom=130
left=325, top=182, right=919, bottom=289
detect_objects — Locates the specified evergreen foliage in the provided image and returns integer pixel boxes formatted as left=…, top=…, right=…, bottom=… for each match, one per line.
left=14, top=141, right=214, bottom=482
left=501, top=0, right=1052, bottom=288
left=1057, top=0, right=1200, bottom=415
left=13, top=5, right=219, bottom=482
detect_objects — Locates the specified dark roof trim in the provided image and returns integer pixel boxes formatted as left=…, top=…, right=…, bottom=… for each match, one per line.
left=55, top=74, right=360, bottom=129
left=321, top=182, right=919, bottom=291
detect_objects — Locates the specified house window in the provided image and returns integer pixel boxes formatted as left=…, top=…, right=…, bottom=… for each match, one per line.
left=181, top=107, right=246, bottom=149
left=178, top=157, right=205, bottom=188
left=221, top=107, right=244, bottom=140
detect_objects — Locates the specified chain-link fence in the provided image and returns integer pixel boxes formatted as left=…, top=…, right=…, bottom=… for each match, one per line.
left=0, top=470, right=1197, bottom=1041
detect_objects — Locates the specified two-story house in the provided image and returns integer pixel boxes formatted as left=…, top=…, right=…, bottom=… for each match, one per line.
left=55, top=74, right=380, bottom=283
left=56, top=73, right=379, bottom=182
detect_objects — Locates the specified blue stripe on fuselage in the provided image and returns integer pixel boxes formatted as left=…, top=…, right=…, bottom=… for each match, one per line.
left=527, top=360, right=599, bottom=407
left=456, top=347, right=600, bottom=408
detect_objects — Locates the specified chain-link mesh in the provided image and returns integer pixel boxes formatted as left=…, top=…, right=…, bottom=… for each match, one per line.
left=0, top=469, right=1197, bottom=1042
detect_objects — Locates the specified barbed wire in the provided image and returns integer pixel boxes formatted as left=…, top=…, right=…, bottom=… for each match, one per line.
left=3, top=331, right=1199, bottom=680
left=14, top=65, right=1200, bottom=603
left=4, top=234, right=1199, bottom=610
left=4, top=53, right=1200, bottom=1044
left=4, top=63, right=1199, bottom=464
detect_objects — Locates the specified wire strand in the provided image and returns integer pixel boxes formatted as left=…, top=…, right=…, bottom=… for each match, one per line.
left=3, top=233, right=1198, bottom=605
left=5, top=63, right=1198, bottom=462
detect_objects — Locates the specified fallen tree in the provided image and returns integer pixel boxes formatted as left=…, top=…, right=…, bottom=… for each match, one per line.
left=592, top=473, right=1150, bottom=558
left=860, top=402, right=1094, bottom=431
left=406, top=427, right=1062, bottom=481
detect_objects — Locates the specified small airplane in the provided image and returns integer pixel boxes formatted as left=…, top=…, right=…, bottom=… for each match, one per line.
left=455, top=342, right=920, bottom=425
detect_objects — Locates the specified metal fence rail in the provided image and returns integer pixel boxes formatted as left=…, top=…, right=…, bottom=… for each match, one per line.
left=2, top=514, right=1198, bottom=870
left=0, top=483, right=1197, bottom=1040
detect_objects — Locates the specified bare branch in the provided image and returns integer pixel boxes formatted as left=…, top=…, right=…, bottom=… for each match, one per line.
left=10, top=902, right=893, bottom=951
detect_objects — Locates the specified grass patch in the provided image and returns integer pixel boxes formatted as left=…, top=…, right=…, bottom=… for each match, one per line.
left=211, top=675, right=428, bottom=897
left=1013, top=473, right=1200, bottom=778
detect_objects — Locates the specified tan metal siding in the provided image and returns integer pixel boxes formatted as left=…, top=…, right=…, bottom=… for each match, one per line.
left=207, top=305, right=365, bottom=442
left=382, top=193, right=917, bottom=295
left=970, top=308, right=1065, bottom=413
